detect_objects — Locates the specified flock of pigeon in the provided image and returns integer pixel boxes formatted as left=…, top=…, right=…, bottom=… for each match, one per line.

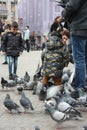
left=0, top=68, right=87, bottom=129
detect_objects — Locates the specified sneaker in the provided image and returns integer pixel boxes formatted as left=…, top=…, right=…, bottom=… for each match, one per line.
left=2, top=61, right=8, bottom=65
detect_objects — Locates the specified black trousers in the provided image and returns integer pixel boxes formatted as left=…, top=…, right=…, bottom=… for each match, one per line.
left=26, top=40, right=30, bottom=52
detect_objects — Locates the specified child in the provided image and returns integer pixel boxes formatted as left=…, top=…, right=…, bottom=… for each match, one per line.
left=61, top=29, right=74, bottom=64
left=2, top=21, right=24, bottom=80
left=41, top=30, right=69, bottom=87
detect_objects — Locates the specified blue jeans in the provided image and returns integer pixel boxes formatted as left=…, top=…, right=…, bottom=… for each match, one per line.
left=5, top=55, right=7, bottom=62
left=7, top=56, right=18, bottom=75
left=71, top=35, right=87, bottom=89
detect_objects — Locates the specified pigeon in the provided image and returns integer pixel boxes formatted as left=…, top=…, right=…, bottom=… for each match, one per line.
left=35, top=125, right=40, bottom=130
left=24, top=81, right=35, bottom=90
left=11, top=73, right=18, bottom=80
left=6, top=80, right=17, bottom=87
left=46, top=85, right=63, bottom=100
left=14, top=77, right=24, bottom=84
left=62, top=95, right=79, bottom=107
left=33, top=81, right=43, bottom=95
left=52, top=96, right=82, bottom=118
left=1, top=77, right=8, bottom=89
left=24, top=71, right=30, bottom=82
left=20, top=92, right=34, bottom=112
left=3, top=93, right=21, bottom=113
left=1, top=77, right=16, bottom=89
left=45, top=102, right=69, bottom=122
left=39, top=85, right=47, bottom=101
left=62, top=73, right=69, bottom=84
left=63, top=82, right=75, bottom=95
left=16, top=86, right=24, bottom=94
left=78, top=95, right=87, bottom=107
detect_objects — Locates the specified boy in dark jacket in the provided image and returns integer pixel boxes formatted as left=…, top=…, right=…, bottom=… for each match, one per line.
left=2, top=21, right=24, bottom=80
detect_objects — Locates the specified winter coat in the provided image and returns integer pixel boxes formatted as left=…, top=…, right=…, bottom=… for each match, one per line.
left=62, top=0, right=87, bottom=30
left=41, top=33, right=69, bottom=78
left=2, top=31, right=24, bottom=57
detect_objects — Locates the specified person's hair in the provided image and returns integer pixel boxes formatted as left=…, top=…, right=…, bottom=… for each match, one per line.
left=26, top=25, right=29, bottom=28
left=54, top=16, right=61, bottom=22
left=11, top=21, right=18, bottom=28
left=61, top=29, right=70, bottom=38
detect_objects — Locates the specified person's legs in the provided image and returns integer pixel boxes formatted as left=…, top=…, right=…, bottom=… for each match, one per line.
left=85, top=41, right=87, bottom=73
left=7, top=56, right=13, bottom=79
left=71, top=35, right=87, bottom=90
left=26, top=40, right=30, bottom=52
left=13, top=57, right=18, bottom=75
left=2, top=55, right=8, bottom=64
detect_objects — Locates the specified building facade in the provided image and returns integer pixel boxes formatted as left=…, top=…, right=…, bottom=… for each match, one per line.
left=18, top=0, right=62, bottom=36
left=0, top=0, right=18, bottom=21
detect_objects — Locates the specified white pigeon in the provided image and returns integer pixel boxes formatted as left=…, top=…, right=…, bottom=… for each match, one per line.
left=78, top=95, right=87, bottom=104
left=35, top=81, right=43, bottom=95
left=45, top=102, right=69, bottom=122
left=52, top=96, right=82, bottom=118
left=46, top=85, right=63, bottom=100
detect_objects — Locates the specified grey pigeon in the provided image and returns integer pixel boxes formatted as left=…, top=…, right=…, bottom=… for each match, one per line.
left=78, top=95, right=87, bottom=107
left=20, top=92, right=34, bottom=112
left=1, top=78, right=17, bottom=90
left=6, top=80, right=17, bottom=88
left=1, top=77, right=8, bottom=89
left=62, top=73, right=69, bottom=83
left=52, top=96, right=82, bottom=118
left=16, top=86, right=24, bottom=94
left=45, top=102, right=69, bottom=122
left=14, top=77, right=24, bottom=84
left=24, top=81, right=35, bottom=90
left=24, top=71, right=30, bottom=82
left=4, top=93, right=21, bottom=113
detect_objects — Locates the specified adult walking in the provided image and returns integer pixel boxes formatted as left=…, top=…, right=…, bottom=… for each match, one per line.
left=61, top=0, right=87, bottom=93
left=23, top=25, right=30, bottom=52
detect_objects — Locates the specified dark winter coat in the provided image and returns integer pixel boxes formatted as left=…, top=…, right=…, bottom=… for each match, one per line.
left=2, top=31, right=24, bottom=57
left=62, top=0, right=87, bottom=30
left=41, top=33, right=69, bottom=78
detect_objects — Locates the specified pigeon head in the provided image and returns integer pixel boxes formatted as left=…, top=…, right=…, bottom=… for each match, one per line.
left=6, top=93, right=10, bottom=99
left=21, top=92, right=26, bottom=98
left=25, top=72, right=28, bottom=75
left=45, top=102, right=55, bottom=114
left=45, top=100, right=56, bottom=109
left=62, top=73, right=69, bottom=83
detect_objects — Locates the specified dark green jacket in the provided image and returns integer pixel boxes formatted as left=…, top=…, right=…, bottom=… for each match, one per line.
left=41, top=35, right=69, bottom=77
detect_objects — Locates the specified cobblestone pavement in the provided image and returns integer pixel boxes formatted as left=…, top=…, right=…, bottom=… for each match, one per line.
left=0, top=51, right=87, bottom=130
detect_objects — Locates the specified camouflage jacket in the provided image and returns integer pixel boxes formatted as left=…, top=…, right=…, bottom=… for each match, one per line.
left=41, top=35, right=69, bottom=77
